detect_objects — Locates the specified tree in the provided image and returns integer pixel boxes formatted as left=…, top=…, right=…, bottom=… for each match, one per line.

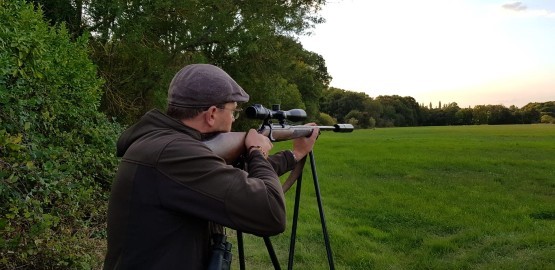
left=345, top=110, right=373, bottom=128
left=455, top=108, right=473, bottom=125
left=522, top=101, right=555, bottom=123
left=320, top=88, right=370, bottom=122
left=376, top=95, right=420, bottom=126
left=34, top=0, right=328, bottom=124
left=317, top=112, right=336, bottom=126
left=472, top=105, right=489, bottom=125
left=29, top=0, right=85, bottom=38
left=443, top=102, right=460, bottom=125
left=23, top=0, right=334, bottom=178
left=368, top=117, right=377, bottom=129
left=226, top=35, right=330, bottom=129
left=540, top=115, right=555, bottom=124
left=365, top=98, right=383, bottom=121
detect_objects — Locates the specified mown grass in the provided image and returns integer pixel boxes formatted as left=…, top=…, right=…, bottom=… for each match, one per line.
left=230, top=124, right=555, bottom=269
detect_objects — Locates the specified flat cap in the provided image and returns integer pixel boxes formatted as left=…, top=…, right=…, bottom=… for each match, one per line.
left=168, top=64, right=249, bottom=108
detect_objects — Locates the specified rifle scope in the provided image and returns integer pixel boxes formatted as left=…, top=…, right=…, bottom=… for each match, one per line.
left=245, top=104, right=307, bottom=123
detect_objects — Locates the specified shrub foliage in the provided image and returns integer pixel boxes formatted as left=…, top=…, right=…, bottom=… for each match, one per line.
left=0, top=1, right=122, bottom=268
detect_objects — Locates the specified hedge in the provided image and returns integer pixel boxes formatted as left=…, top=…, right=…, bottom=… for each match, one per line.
left=1, top=1, right=122, bottom=268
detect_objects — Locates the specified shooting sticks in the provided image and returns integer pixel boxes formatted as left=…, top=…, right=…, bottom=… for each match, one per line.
left=237, top=151, right=336, bottom=270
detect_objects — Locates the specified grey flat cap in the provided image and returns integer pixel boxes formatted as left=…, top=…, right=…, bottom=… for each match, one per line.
left=168, top=64, right=249, bottom=108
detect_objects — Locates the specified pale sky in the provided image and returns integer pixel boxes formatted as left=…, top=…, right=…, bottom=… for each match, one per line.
left=299, top=0, right=555, bottom=108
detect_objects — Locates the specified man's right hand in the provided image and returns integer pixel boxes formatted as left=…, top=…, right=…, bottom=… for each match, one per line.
left=245, top=129, right=273, bottom=158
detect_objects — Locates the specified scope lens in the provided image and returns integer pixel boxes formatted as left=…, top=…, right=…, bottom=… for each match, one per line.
left=245, top=104, right=270, bottom=120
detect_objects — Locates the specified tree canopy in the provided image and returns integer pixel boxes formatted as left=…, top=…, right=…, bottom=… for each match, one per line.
left=33, top=0, right=329, bottom=125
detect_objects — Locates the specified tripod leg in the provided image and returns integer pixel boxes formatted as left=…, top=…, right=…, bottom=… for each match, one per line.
left=237, top=231, right=245, bottom=270
left=287, top=172, right=303, bottom=270
left=309, top=151, right=336, bottom=270
left=263, top=237, right=281, bottom=270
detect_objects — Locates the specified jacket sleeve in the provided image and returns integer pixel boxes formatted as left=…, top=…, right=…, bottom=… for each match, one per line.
left=157, top=138, right=286, bottom=236
left=267, top=150, right=296, bottom=176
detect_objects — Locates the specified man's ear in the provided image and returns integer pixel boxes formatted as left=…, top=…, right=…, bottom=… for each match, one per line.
left=204, top=106, right=218, bottom=126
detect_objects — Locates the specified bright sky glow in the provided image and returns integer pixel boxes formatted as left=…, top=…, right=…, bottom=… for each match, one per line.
left=299, top=0, right=555, bottom=107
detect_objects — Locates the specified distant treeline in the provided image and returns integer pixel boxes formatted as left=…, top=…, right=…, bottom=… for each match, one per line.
left=319, top=88, right=555, bottom=128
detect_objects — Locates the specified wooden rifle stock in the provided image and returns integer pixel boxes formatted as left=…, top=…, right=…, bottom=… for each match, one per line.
left=203, top=132, right=248, bottom=165
left=203, top=124, right=354, bottom=165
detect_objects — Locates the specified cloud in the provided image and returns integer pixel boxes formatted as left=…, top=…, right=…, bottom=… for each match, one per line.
left=500, top=2, right=555, bottom=18
left=502, top=2, right=527, bottom=12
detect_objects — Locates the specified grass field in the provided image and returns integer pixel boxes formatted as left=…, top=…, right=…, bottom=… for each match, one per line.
left=231, top=124, right=555, bottom=269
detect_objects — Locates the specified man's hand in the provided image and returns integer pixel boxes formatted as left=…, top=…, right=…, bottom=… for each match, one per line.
left=245, top=129, right=273, bottom=158
left=292, top=123, right=319, bottom=161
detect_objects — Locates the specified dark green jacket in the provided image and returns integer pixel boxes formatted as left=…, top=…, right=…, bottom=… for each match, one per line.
left=103, top=109, right=296, bottom=270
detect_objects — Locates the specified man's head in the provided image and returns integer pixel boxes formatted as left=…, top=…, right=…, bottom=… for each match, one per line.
left=167, top=64, right=249, bottom=110
left=166, top=64, right=249, bottom=133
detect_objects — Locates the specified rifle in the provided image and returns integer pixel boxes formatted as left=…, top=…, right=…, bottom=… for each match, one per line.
left=203, top=122, right=352, bottom=193
left=203, top=123, right=354, bottom=166
left=204, top=104, right=351, bottom=270
left=204, top=104, right=353, bottom=165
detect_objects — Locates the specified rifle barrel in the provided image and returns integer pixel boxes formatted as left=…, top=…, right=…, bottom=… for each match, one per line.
left=259, top=123, right=353, bottom=142
left=318, top=124, right=354, bottom=132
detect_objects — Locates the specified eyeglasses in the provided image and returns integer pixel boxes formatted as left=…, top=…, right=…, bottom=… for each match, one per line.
left=217, top=106, right=242, bottom=120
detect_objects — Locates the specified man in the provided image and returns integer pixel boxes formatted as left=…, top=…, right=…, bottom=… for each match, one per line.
left=103, top=64, right=319, bottom=269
